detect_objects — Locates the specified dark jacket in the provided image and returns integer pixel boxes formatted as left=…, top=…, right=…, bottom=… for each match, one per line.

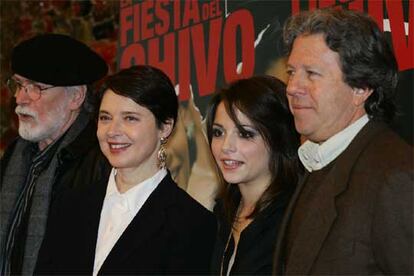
left=273, top=121, right=414, bottom=275
left=0, top=113, right=107, bottom=274
left=35, top=167, right=217, bottom=275
left=211, top=191, right=291, bottom=275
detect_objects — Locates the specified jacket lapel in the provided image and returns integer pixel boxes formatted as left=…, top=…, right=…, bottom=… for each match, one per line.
left=99, top=173, right=175, bottom=273
left=285, top=170, right=342, bottom=274
left=279, top=121, right=386, bottom=274
left=273, top=172, right=308, bottom=274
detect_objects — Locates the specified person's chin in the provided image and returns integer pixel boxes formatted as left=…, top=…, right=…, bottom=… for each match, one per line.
left=105, top=155, right=131, bottom=169
left=108, top=160, right=125, bottom=169
left=222, top=172, right=245, bottom=184
left=18, top=125, right=39, bottom=142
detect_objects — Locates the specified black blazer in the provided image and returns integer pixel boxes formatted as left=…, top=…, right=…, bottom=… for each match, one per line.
left=210, top=190, right=292, bottom=275
left=35, top=168, right=217, bottom=275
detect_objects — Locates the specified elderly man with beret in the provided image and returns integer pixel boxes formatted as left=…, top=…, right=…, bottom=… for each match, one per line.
left=0, top=34, right=108, bottom=275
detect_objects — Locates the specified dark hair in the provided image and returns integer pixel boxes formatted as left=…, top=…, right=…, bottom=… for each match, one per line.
left=283, top=8, right=398, bottom=122
left=206, top=75, right=302, bottom=222
left=98, top=65, right=178, bottom=131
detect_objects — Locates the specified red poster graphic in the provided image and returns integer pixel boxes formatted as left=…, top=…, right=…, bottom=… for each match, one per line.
left=115, top=0, right=413, bottom=209
left=0, top=0, right=411, bottom=210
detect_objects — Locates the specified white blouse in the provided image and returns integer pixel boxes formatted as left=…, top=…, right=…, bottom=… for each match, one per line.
left=93, top=168, right=167, bottom=276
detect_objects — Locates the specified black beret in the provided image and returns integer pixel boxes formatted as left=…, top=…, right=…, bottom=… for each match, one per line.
left=11, top=33, right=108, bottom=86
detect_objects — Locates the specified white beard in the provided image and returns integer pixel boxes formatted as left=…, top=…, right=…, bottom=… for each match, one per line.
left=15, top=98, right=70, bottom=143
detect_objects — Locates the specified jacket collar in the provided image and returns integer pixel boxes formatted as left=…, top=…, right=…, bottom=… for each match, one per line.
left=82, top=171, right=178, bottom=274
left=57, top=110, right=97, bottom=162
left=299, top=115, right=369, bottom=172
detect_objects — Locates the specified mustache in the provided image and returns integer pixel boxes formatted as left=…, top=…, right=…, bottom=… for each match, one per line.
left=15, top=105, right=37, bottom=117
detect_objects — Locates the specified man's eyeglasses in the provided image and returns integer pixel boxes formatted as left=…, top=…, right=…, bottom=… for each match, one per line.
left=6, top=78, right=56, bottom=101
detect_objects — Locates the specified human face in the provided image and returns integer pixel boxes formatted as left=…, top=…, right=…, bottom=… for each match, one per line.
left=286, top=34, right=366, bottom=143
left=13, top=74, right=78, bottom=150
left=97, top=90, right=170, bottom=174
left=211, top=102, right=271, bottom=189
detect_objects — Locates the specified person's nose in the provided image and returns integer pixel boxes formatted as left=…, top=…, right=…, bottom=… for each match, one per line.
left=286, top=71, right=307, bottom=97
left=221, top=133, right=236, bottom=153
left=106, top=119, right=122, bottom=138
left=14, top=86, right=31, bottom=105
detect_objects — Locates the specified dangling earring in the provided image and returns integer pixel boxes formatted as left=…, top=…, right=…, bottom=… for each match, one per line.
left=157, top=137, right=167, bottom=169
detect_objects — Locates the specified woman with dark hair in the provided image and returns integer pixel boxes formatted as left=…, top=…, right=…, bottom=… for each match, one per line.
left=207, top=75, right=302, bottom=275
left=35, top=65, right=216, bottom=275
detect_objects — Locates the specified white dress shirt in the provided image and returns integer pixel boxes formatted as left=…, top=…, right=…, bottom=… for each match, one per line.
left=299, top=115, right=369, bottom=172
left=93, top=168, right=167, bottom=276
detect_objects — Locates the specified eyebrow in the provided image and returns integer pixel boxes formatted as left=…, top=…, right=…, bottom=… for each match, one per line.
left=239, top=124, right=255, bottom=128
left=213, top=122, right=257, bottom=131
left=98, top=110, right=142, bottom=116
left=121, top=111, right=141, bottom=116
left=287, top=63, right=322, bottom=71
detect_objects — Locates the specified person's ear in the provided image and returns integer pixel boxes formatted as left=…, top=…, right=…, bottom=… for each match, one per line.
left=68, top=85, right=87, bottom=110
left=352, top=87, right=373, bottom=107
left=160, top=118, right=174, bottom=139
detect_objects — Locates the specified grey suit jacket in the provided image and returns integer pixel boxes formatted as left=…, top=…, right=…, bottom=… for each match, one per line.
left=274, top=121, right=413, bottom=275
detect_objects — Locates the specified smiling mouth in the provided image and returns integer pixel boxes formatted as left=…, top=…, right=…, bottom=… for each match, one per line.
left=108, top=143, right=131, bottom=151
left=221, top=159, right=244, bottom=169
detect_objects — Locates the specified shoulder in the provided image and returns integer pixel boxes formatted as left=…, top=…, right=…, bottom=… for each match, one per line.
left=170, top=177, right=214, bottom=218
left=337, top=121, right=411, bottom=171
left=341, top=121, right=413, bottom=202
left=162, top=173, right=216, bottom=228
left=356, top=122, right=412, bottom=170
left=54, top=130, right=110, bottom=193
left=56, top=117, right=108, bottom=181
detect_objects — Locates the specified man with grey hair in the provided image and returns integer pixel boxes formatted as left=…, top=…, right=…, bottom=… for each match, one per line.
left=0, top=33, right=107, bottom=275
left=273, top=8, right=413, bottom=275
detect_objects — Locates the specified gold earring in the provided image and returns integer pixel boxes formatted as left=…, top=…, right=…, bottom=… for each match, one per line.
left=157, top=137, right=167, bottom=169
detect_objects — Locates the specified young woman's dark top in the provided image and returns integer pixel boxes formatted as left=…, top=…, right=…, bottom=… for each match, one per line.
left=210, top=189, right=292, bottom=275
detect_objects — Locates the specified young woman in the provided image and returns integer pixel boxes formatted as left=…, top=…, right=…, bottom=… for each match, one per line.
left=207, top=75, right=302, bottom=275
left=35, top=65, right=216, bottom=275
